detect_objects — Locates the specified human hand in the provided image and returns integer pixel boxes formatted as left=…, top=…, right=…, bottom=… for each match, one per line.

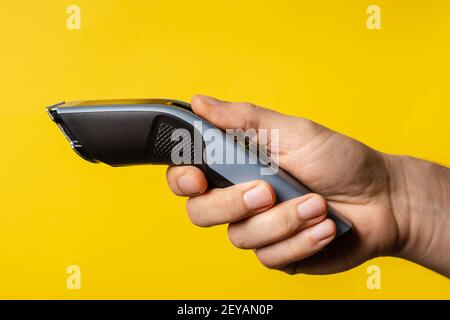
left=166, top=95, right=450, bottom=276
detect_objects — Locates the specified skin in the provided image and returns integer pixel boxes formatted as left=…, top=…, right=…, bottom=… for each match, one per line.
left=166, top=95, right=450, bottom=277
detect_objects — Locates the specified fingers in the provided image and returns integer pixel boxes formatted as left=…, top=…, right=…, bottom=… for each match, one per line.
left=255, top=219, right=336, bottom=269
left=167, top=164, right=336, bottom=269
left=166, top=166, right=208, bottom=196
left=279, top=231, right=362, bottom=275
left=186, top=180, right=276, bottom=227
left=227, top=194, right=327, bottom=249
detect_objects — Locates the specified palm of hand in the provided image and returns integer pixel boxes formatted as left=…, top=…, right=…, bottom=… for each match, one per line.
left=274, top=118, right=400, bottom=273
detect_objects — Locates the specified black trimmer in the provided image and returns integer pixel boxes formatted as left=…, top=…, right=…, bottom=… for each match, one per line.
left=47, top=99, right=352, bottom=241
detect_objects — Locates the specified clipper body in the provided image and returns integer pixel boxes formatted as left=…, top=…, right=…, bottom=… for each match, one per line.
left=48, top=99, right=352, bottom=239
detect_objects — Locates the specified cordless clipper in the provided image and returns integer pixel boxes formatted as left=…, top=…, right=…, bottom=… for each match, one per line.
left=47, top=99, right=352, bottom=240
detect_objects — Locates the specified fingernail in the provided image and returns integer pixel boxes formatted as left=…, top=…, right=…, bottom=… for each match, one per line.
left=198, top=95, right=221, bottom=106
left=309, top=220, right=335, bottom=241
left=178, top=175, right=199, bottom=195
left=298, top=197, right=325, bottom=220
left=243, top=185, right=273, bottom=210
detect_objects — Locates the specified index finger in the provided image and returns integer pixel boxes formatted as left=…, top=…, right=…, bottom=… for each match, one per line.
left=166, top=166, right=208, bottom=196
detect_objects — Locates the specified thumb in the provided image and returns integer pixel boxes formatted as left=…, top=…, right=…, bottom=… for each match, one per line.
left=190, top=95, right=328, bottom=152
left=191, top=95, right=288, bottom=132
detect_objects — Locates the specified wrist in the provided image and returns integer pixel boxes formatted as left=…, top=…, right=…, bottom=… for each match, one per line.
left=383, top=153, right=450, bottom=276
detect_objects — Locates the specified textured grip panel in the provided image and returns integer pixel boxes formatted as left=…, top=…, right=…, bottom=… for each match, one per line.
left=151, top=120, right=196, bottom=164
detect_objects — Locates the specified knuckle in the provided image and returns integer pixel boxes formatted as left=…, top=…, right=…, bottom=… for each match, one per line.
left=186, top=198, right=209, bottom=227
left=220, top=192, right=243, bottom=223
left=298, top=117, right=325, bottom=136
left=227, top=224, right=248, bottom=249
left=222, top=187, right=252, bottom=222
left=271, top=201, right=302, bottom=239
left=280, top=203, right=300, bottom=235
left=239, top=102, right=259, bottom=128
left=226, top=196, right=242, bottom=220
left=241, top=101, right=257, bottom=111
left=296, top=116, right=313, bottom=127
left=285, top=235, right=303, bottom=263
left=255, top=249, right=277, bottom=269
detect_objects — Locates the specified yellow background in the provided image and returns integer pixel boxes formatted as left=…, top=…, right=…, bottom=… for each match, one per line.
left=0, top=0, right=449, bottom=299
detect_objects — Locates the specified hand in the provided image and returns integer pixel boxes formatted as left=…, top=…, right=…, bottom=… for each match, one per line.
left=166, top=95, right=450, bottom=276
